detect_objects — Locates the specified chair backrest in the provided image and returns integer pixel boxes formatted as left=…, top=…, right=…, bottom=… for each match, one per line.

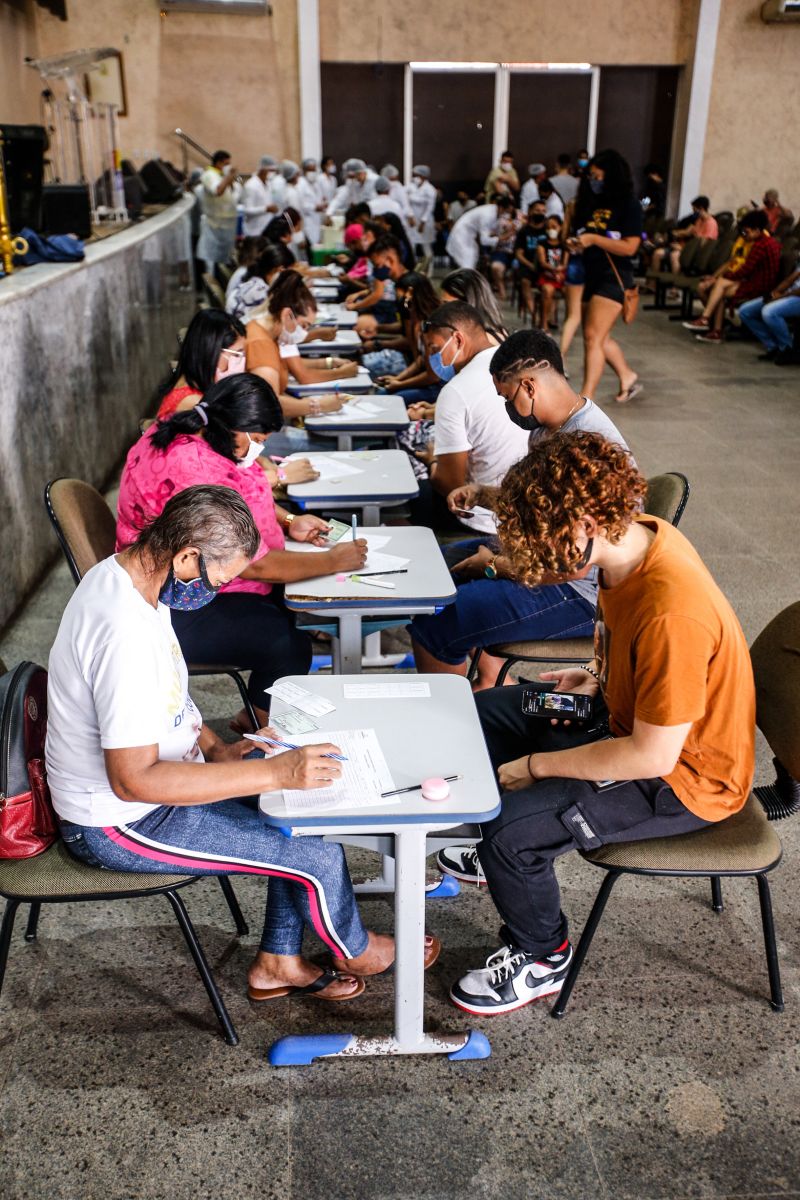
left=691, top=237, right=718, bottom=275
left=201, top=272, right=225, bottom=309
left=645, top=473, right=690, bottom=527
left=678, top=237, right=702, bottom=273
left=778, top=239, right=798, bottom=282
left=713, top=210, right=734, bottom=236
left=707, top=231, right=736, bottom=273
left=750, top=602, right=800, bottom=780
left=44, top=479, right=116, bottom=586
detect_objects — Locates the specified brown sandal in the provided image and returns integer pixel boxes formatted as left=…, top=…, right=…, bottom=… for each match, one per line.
left=329, top=934, right=442, bottom=978
left=247, top=968, right=365, bottom=1003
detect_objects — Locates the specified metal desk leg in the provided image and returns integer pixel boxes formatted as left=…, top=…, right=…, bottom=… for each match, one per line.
left=362, top=503, right=380, bottom=527
left=337, top=434, right=354, bottom=452
left=337, top=613, right=364, bottom=674
left=267, top=827, right=491, bottom=1066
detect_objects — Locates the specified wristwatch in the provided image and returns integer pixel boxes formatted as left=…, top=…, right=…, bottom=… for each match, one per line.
left=325, top=356, right=333, bottom=369
left=282, top=512, right=295, bottom=528
left=484, top=557, right=498, bottom=580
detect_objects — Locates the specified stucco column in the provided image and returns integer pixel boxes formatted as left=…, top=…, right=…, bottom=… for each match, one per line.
left=297, top=0, right=322, bottom=161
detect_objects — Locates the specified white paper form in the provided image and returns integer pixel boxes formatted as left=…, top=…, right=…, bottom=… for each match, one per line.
left=343, top=681, right=432, bottom=699
left=303, top=456, right=364, bottom=480
left=265, top=680, right=336, bottom=716
left=275, top=729, right=397, bottom=813
left=283, top=532, right=393, bottom=555
left=359, top=551, right=410, bottom=572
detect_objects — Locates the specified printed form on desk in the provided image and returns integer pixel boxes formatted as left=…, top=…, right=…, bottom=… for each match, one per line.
left=274, top=729, right=397, bottom=813
left=343, top=681, right=431, bottom=699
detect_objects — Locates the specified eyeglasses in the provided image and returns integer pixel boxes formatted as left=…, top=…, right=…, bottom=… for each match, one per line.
left=420, top=321, right=456, bottom=335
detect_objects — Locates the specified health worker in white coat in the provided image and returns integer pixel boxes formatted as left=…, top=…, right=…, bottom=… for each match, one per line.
left=445, top=195, right=516, bottom=270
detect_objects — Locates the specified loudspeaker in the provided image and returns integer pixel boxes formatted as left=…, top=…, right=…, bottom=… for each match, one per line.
left=0, top=124, right=46, bottom=233
left=41, top=184, right=92, bottom=240
left=140, top=158, right=183, bottom=204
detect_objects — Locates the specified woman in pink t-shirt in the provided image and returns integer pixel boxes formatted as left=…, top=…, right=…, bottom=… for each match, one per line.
left=117, top=373, right=368, bottom=728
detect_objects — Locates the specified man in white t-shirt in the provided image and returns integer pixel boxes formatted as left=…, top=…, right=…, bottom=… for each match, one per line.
left=197, top=149, right=242, bottom=272
left=409, top=301, right=528, bottom=534
left=241, top=155, right=281, bottom=238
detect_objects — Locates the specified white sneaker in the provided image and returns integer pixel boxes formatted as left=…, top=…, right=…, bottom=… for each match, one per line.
left=436, top=844, right=486, bottom=885
left=450, top=941, right=573, bottom=1016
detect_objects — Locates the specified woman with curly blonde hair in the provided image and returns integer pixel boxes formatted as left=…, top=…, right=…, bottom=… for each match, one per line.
left=443, top=431, right=756, bottom=1017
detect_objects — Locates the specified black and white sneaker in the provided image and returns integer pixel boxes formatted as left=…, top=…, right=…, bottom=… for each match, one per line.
left=450, top=941, right=573, bottom=1016
left=436, top=844, right=485, bottom=885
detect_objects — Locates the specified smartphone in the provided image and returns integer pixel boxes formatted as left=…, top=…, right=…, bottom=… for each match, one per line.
left=521, top=688, right=593, bottom=721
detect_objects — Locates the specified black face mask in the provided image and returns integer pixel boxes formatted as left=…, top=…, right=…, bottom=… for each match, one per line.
left=505, top=396, right=543, bottom=433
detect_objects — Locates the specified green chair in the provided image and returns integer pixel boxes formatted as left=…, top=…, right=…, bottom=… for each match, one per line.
left=552, top=604, right=794, bottom=1018
left=0, top=840, right=245, bottom=1044
left=469, top=473, right=690, bottom=686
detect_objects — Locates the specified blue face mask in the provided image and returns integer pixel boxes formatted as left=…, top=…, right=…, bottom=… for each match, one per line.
left=429, top=332, right=459, bottom=382
left=159, top=555, right=221, bottom=611
left=373, top=265, right=391, bottom=280
left=589, top=177, right=604, bottom=195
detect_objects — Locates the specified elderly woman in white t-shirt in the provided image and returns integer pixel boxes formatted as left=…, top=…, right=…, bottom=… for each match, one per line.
left=45, top=484, right=435, bottom=1001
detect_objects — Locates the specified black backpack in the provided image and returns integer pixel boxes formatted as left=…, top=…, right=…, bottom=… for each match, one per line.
left=0, top=662, right=58, bottom=859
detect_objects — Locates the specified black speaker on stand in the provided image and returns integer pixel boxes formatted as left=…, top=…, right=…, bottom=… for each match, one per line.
left=41, top=184, right=92, bottom=239
left=0, top=124, right=46, bottom=232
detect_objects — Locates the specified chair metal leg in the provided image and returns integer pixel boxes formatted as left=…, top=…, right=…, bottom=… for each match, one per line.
left=24, top=902, right=41, bottom=941
left=756, top=873, right=784, bottom=1013
left=0, top=899, right=21, bottom=1001
left=217, top=876, right=249, bottom=936
left=164, top=889, right=239, bottom=1045
left=551, top=870, right=620, bottom=1019
left=495, top=656, right=516, bottom=687
left=710, top=877, right=724, bottom=913
left=227, top=670, right=258, bottom=731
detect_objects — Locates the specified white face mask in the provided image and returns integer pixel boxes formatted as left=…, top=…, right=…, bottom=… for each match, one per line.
left=547, top=228, right=560, bottom=240
left=327, top=164, right=337, bottom=175
left=501, top=162, right=512, bottom=172
left=291, top=230, right=305, bottom=246
left=279, top=316, right=308, bottom=345
left=412, top=176, right=423, bottom=187
left=237, top=434, right=263, bottom=470
left=305, top=170, right=318, bottom=183
left=214, top=347, right=246, bottom=382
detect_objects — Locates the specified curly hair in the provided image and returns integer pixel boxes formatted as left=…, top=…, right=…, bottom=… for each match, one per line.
left=495, top=431, right=646, bottom=586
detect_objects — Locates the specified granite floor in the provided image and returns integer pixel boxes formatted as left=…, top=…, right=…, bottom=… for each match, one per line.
left=1, top=301, right=799, bottom=1200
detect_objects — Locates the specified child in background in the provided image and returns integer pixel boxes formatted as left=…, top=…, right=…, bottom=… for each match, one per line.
left=536, top=216, right=569, bottom=331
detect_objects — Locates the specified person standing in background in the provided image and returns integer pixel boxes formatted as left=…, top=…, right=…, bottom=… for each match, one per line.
left=520, top=163, right=548, bottom=214
left=197, top=150, right=241, bottom=276
left=381, top=164, right=412, bottom=220
left=242, top=156, right=281, bottom=238
left=318, top=157, right=338, bottom=205
left=549, top=154, right=580, bottom=206
left=296, top=159, right=327, bottom=247
left=407, top=165, right=438, bottom=258
left=485, top=151, right=520, bottom=199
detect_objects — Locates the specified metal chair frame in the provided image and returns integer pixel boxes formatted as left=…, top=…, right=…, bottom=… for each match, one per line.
left=0, top=869, right=248, bottom=1044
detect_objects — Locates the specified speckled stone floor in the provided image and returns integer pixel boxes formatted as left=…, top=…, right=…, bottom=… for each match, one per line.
left=1, top=301, right=799, bottom=1200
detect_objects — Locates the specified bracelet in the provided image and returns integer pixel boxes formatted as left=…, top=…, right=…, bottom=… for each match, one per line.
left=282, top=512, right=295, bottom=527
left=325, top=356, right=333, bottom=369
left=308, top=397, right=321, bottom=415
left=276, top=467, right=287, bottom=482
left=527, top=752, right=536, bottom=781
left=582, top=664, right=600, bottom=681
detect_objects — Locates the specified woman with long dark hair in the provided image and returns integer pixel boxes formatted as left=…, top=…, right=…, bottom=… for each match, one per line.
left=569, top=148, right=642, bottom=403
left=155, top=309, right=246, bottom=421
left=226, top=242, right=294, bottom=321
left=117, top=373, right=368, bottom=729
left=440, top=268, right=509, bottom=343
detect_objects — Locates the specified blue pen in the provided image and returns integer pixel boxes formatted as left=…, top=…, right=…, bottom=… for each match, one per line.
left=246, top=733, right=348, bottom=763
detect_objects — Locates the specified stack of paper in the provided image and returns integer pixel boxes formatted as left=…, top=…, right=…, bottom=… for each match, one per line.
left=268, top=728, right=397, bottom=813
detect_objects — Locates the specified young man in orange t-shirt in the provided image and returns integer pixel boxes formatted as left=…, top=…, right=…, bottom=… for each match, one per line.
left=446, top=432, right=755, bottom=1016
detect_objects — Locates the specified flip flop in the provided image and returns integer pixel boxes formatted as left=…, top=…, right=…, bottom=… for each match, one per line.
left=327, top=934, right=442, bottom=978
left=615, top=380, right=643, bottom=404
left=247, top=968, right=365, bottom=1003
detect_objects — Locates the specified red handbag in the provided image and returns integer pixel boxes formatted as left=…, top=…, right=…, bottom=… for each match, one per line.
left=0, top=663, right=58, bottom=859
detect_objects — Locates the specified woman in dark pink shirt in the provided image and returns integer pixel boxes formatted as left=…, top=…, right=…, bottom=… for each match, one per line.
left=117, top=374, right=367, bottom=728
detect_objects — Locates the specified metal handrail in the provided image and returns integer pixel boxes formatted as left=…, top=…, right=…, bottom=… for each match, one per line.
left=173, top=128, right=212, bottom=176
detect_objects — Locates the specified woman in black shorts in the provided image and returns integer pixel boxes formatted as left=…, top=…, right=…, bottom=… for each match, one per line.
left=569, top=150, right=643, bottom=404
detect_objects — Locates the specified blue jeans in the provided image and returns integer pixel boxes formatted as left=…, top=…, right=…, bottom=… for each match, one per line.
left=396, top=383, right=442, bottom=408
left=363, top=348, right=408, bottom=379
left=59, top=797, right=369, bottom=959
left=739, top=295, right=800, bottom=351
left=409, top=538, right=596, bottom=666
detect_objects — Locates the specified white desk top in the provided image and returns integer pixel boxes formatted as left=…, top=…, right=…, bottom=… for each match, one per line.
left=286, top=450, right=419, bottom=505
left=286, top=367, right=375, bottom=395
left=283, top=525, right=455, bottom=608
left=258, top=674, right=501, bottom=828
left=304, top=392, right=410, bottom=430
left=313, top=304, right=357, bottom=328
left=300, top=329, right=361, bottom=356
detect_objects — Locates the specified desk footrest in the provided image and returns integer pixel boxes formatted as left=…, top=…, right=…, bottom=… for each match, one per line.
left=268, top=1030, right=489, bottom=1065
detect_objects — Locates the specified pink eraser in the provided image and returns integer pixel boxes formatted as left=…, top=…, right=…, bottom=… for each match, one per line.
left=421, top=776, right=450, bottom=801
left=335, top=573, right=347, bottom=583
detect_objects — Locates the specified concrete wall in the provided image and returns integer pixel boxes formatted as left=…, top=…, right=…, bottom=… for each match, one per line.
left=0, top=200, right=195, bottom=628
left=702, top=0, right=800, bottom=214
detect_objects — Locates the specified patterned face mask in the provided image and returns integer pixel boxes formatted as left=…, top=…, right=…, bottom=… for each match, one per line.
left=159, top=555, right=221, bottom=610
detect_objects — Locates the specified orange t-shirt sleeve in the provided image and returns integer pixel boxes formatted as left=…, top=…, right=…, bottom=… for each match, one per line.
left=632, top=615, right=715, bottom=727
left=246, top=329, right=278, bottom=373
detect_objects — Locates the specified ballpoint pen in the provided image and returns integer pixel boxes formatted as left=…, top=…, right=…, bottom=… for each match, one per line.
left=381, top=775, right=462, bottom=799
left=351, top=514, right=358, bottom=541
left=244, top=733, right=348, bottom=762
left=350, top=570, right=408, bottom=578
